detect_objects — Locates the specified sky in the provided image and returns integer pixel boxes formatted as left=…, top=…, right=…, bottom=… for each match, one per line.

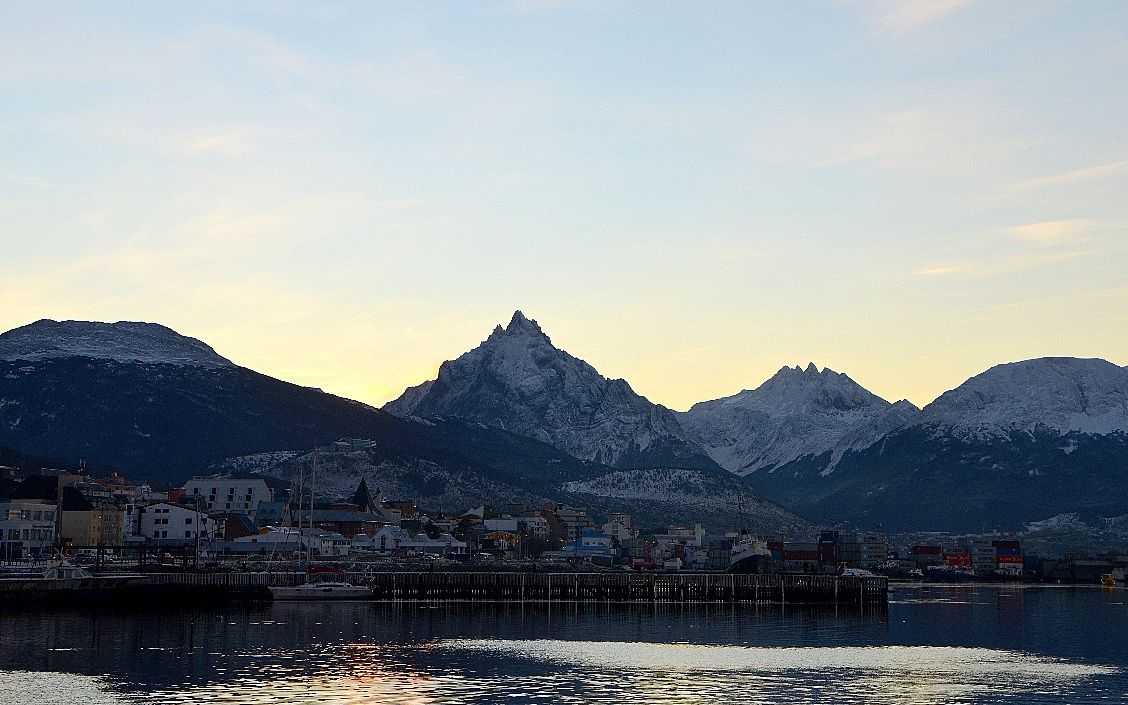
left=1, top=1, right=1126, bottom=411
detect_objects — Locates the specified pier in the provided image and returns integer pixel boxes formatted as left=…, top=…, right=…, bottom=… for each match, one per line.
left=135, top=571, right=888, bottom=605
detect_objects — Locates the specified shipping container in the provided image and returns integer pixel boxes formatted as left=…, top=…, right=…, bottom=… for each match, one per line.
left=911, top=545, right=943, bottom=555
left=944, top=553, right=972, bottom=567
left=996, top=554, right=1024, bottom=564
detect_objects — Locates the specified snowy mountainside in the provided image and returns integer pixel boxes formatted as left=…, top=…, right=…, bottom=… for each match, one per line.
left=562, top=467, right=801, bottom=532
left=385, top=311, right=715, bottom=471
left=679, top=363, right=916, bottom=476
left=917, top=357, right=1128, bottom=440
left=231, top=448, right=804, bottom=533
left=0, top=319, right=233, bottom=368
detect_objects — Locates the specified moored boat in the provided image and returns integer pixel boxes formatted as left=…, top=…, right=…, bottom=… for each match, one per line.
left=269, top=581, right=373, bottom=601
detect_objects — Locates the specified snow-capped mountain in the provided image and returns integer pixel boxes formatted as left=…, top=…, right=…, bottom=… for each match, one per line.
left=0, top=317, right=796, bottom=531
left=385, top=311, right=716, bottom=471
left=678, top=363, right=919, bottom=476
left=916, top=357, right=1128, bottom=440
left=0, top=319, right=233, bottom=368
left=730, top=356, right=1128, bottom=532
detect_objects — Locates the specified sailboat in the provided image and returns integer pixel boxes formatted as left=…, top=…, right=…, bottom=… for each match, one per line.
left=269, top=449, right=373, bottom=601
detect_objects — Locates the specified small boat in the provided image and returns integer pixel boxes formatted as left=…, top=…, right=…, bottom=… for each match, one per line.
left=269, top=581, right=373, bottom=601
left=1101, top=574, right=1117, bottom=588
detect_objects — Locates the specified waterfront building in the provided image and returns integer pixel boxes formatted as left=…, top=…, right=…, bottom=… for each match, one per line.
left=136, top=502, right=217, bottom=543
left=184, top=477, right=273, bottom=515
left=59, top=485, right=125, bottom=546
left=0, top=500, right=57, bottom=559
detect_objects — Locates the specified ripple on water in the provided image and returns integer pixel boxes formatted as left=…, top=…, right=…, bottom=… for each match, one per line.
left=8, top=641, right=1108, bottom=705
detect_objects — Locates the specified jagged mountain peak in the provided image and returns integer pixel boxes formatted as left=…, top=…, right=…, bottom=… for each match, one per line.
left=679, top=363, right=910, bottom=476
left=384, top=312, right=716, bottom=471
left=0, top=319, right=233, bottom=368
left=487, top=310, right=551, bottom=343
left=693, top=363, right=888, bottom=417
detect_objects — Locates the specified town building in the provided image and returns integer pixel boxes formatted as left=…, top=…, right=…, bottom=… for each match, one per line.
left=184, top=477, right=273, bottom=515
left=136, top=502, right=217, bottom=543
left=59, top=485, right=125, bottom=546
left=0, top=500, right=57, bottom=559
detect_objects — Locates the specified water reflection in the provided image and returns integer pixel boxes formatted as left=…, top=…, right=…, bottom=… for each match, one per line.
left=0, top=586, right=1125, bottom=704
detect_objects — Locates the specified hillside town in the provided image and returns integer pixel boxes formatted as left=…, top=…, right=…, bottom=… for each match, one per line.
left=3, top=458, right=1125, bottom=584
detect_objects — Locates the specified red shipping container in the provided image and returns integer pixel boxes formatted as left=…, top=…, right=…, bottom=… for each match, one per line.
left=912, top=545, right=943, bottom=555
left=996, top=554, right=1024, bottom=564
left=945, top=553, right=972, bottom=566
left=768, top=542, right=783, bottom=551
left=992, top=540, right=1020, bottom=550
left=783, top=551, right=820, bottom=561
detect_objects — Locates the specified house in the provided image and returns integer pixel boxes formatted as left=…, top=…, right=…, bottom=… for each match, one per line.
left=301, top=528, right=351, bottom=557
left=367, top=525, right=468, bottom=555
left=184, top=477, right=273, bottom=515
left=213, top=513, right=259, bottom=540
left=59, top=485, right=125, bottom=546
left=0, top=500, right=57, bottom=559
left=291, top=508, right=391, bottom=538
left=136, top=502, right=218, bottom=544
left=544, top=530, right=615, bottom=561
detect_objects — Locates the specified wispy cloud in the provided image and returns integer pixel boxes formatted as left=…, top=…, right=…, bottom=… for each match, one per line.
left=915, top=249, right=1094, bottom=278
left=0, top=169, right=57, bottom=188
left=837, top=0, right=980, bottom=35
left=1006, top=159, right=1128, bottom=192
left=159, top=125, right=264, bottom=157
left=1007, top=218, right=1093, bottom=244
left=492, top=0, right=603, bottom=14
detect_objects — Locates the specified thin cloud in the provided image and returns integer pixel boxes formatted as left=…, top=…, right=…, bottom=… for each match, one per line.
left=1007, top=218, right=1093, bottom=244
left=838, top=0, right=980, bottom=35
left=0, top=169, right=57, bottom=188
left=916, top=249, right=1094, bottom=278
left=1006, top=159, right=1128, bottom=192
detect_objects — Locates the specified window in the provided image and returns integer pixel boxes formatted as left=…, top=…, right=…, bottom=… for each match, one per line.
left=185, top=531, right=192, bottom=538
left=185, top=517, right=193, bottom=525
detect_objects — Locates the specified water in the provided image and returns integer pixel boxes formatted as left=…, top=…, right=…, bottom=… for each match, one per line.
left=1, top=584, right=1126, bottom=704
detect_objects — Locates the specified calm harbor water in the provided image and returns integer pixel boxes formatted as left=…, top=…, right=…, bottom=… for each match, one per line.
left=1, top=584, right=1126, bottom=704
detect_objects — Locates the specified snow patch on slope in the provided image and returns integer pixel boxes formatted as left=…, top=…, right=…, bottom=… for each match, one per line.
left=679, top=364, right=917, bottom=476
left=0, top=320, right=233, bottom=368
left=919, top=358, right=1128, bottom=441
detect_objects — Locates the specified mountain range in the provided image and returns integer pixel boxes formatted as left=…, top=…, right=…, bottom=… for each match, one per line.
left=386, top=314, right=1128, bottom=533
left=0, top=318, right=794, bottom=532
left=2, top=313, right=1126, bottom=533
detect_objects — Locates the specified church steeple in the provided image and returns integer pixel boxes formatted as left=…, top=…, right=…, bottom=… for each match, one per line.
left=351, top=478, right=374, bottom=513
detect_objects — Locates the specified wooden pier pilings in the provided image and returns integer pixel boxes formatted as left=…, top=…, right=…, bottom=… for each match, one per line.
left=137, top=571, right=887, bottom=605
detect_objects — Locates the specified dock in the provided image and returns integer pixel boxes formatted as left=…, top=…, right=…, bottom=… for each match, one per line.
left=136, top=571, right=888, bottom=605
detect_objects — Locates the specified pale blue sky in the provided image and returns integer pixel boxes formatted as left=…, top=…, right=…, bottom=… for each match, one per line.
left=1, top=1, right=1126, bottom=409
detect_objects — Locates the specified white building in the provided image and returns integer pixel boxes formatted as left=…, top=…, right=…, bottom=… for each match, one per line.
left=602, top=519, right=635, bottom=541
left=136, top=502, right=218, bottom=543
left=184, top=477, right=273, bottom=514
left=233, top=527, right=349, bottom=556
left=0, top=501, right=57, bottom=559
left=368, top=525, right=468, bottom=555
left=520, top=516, right=549, bottom=540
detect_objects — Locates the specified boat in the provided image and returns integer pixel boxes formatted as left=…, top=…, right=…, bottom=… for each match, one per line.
left=0, top=559, right=149, bottom=599
left=926, top=565, right=979, bottom=582
left=269, top=582, right=373, bottom=600
left=728, top=534, right=772, bottom=573
left=267, top=451, right=371, bottom=601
